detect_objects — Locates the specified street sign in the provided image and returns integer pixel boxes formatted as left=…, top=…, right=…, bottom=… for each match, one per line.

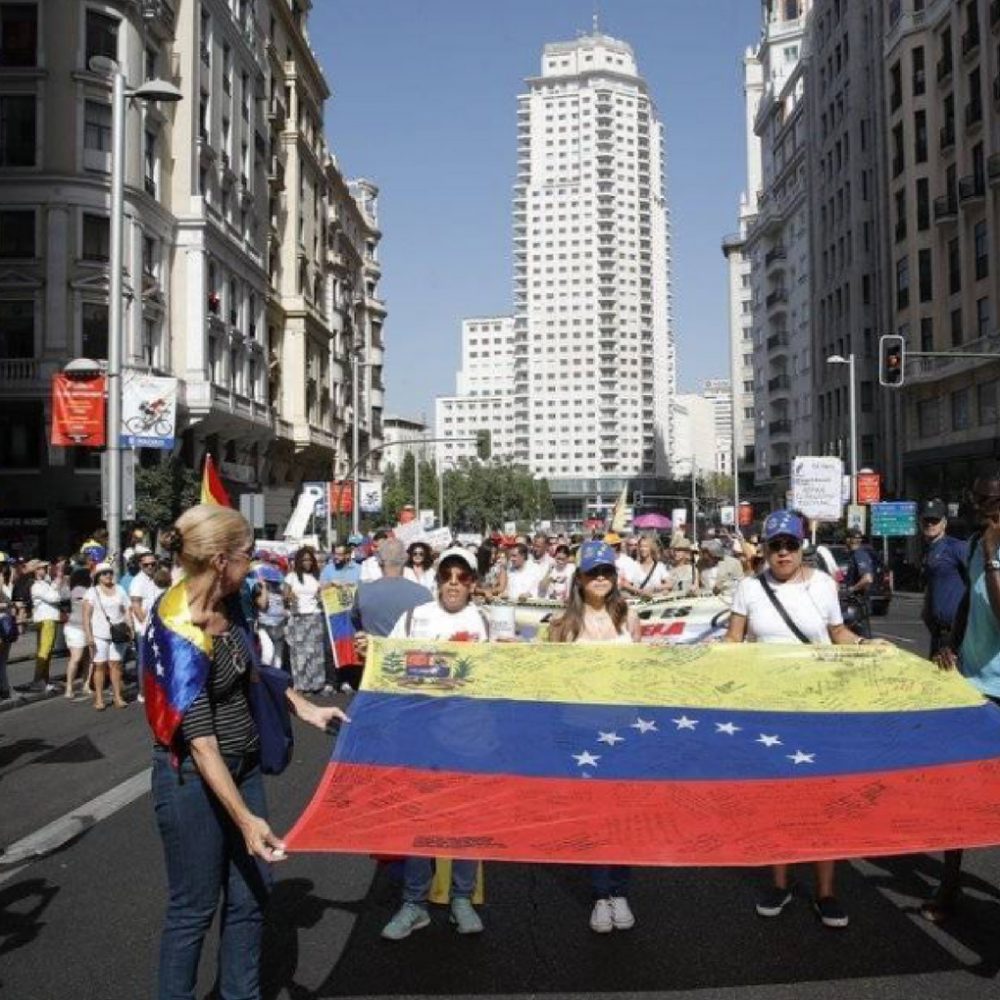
left=870, top=501, right=918, bottom=537
left=791, top=456, right=844, bottom=521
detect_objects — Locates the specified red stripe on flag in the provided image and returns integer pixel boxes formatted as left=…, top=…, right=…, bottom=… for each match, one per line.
left=143, top=671, right=184, bottom=746
left=285, top=759, right=1000, bottom=866
left=201, top=454, right=232, bottom=507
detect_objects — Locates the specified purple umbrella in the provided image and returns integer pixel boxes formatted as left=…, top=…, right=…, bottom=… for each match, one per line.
left=632, top=512, right=673, bottom=530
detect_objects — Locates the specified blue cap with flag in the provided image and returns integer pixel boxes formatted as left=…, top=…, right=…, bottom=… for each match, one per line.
left=578, top=540, right=617, bottom=573
left=762, top=510, right=806, bottom=541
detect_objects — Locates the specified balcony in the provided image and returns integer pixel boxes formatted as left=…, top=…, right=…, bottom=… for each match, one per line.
left=958, top=173, right=985, bottom=202
left=764, top=246, right=786, bottom=267
left=770, top=463, right=790, bottom=479
left=933, top=194, right=957, bottom=221
left=766, top=332, right=790, bottom=353
left=768, top=374, right=792, bottom=393
left=769, top=419, right=792, bottom=437
left=765, top=288, right=788, bottom=310
left=940, top=122, right=955, bottom=150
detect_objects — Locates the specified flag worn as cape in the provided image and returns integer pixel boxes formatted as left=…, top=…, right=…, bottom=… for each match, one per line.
left=286, top=639, right=1000, bottom=866
left=201, top=454, right=231, bottom=507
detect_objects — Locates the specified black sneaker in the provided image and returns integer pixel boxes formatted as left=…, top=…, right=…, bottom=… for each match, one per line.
left=814, top=895, right=849, bottom=928
left=755, top=885, right=793, bottom=917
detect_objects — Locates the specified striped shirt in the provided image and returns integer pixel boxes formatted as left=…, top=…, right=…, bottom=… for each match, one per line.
left=179, top=627, right=259, bottom=757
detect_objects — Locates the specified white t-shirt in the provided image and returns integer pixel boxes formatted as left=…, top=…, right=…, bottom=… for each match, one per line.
left=389, top=601, right=489, bottom=641
left=85, top=585, right=130, bottom=640
left=616, top=553, right=641, bottom=586
left=360, top=556, right=382, bottom=582
left=505, top=562, right=544, bottom=601
left=129, top=572, right=162, bottom=635
left=633, top=561, right=669, bottom=592
left=284, top=571, right=321, bottom=615
left=731, top=571, right=843, bottom=644
left=530, top=552, right=554, bottom=574
left=403, top=566, right=436, bottom=593
left=541, top=563, right=575, bottom=602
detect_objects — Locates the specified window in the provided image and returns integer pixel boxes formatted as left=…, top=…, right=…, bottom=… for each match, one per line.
left=977, top=297, right=990, bottom=338
left=81, top=213, right=109, bottom=260
left=951, top=307, right=963, bottom=347
left=951, top=389, right=971, bottom=431
left=918, top=249, right=932, bottom=302
left=142, top=234, right=159, bottom=279
left=81, top=301, right=108, bottom=359
left=975, top=219, right=988, bottom=280
left=895, top=255, right=909, bottom=310
left=144, top=44, right=157, bottom=80
left=978, top=380, right=998, bottom=426
left=914, top=110, right=927, bottom=163
left=916, top=177, right=929, bottom=230
left=0, top=94, right=35, bottom=166
left=143, top=129, right=156, bottom=197
left=84, top=99, right=111, bottom=151
left=0, top=401, right=42, bottom=468
left=0, top=209, right=33, bottom=257
left=920, top=316, right=934, bottom=351
left=85, top=9, right=118, bottom=64
left=917, top=398, right=941, bottom=437
left=912, top=45, right=925, bottom=96
left=948, top=237, right=961, bottom=295
left=0, top=300, right=32, bottom=356
left=0, top=3, right=37, bottom=67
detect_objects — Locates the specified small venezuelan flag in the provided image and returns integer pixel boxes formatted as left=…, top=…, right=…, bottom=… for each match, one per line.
left=200, top=454, right=231, bottom=507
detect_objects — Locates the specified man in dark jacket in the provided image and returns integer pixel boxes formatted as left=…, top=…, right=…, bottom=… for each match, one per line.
left=920, top=498, right=969, bottom=657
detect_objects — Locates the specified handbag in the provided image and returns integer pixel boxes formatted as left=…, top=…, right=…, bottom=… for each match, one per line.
left=96, top=589, right=133, bottom=644
left=0, top=611, right=18, bottom=643
left=247, top=663, right=294, bottom=775
left=757, top=572, right=812, bottom=644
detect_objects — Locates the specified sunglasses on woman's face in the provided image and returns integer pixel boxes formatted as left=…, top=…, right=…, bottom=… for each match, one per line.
left=437, top=569, right=474, bottom=586
left=766, top=537, right=801, bottom=554
left=582, top=566, right=617, bottom=581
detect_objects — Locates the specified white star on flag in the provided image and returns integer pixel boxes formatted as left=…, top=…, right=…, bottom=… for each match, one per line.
left=757, top=734, right=782, bottom=747
left=573, top=751, right=601, bottom=768
left=715, top=722, right=741, bottom=735
left=631, top=718, right=658, bottom=734
left=597, top=731, right=625, bottom=746
left=671, top=715, right=698, bottom=730
left=787, top=751, right=815, bottom=765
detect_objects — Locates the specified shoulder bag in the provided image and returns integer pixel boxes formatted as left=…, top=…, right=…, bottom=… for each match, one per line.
left=756, top=572, right=812, bottom=645
left=97, top=589, right=133, bottom=644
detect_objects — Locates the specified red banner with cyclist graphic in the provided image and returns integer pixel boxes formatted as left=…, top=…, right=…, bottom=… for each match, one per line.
left=51, top=372, right=106, bottom=447
left=121, top=373, right=178, bottom=450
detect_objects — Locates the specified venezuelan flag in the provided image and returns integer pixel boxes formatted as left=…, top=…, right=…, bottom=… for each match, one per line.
left=200, top=454, right=231, bottom=507
left=285, top=641, right=1000, bottom=865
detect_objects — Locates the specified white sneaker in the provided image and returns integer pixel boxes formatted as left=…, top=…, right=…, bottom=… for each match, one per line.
left=137, top=693, right=145, bottom=703
left=609, top=895, right=635, bottom=930
left=590, top=898, right=614, bottom=933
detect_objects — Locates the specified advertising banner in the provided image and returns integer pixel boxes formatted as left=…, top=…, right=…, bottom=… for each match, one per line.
left=329, top=481, right=353, bottom=515
left=121, top=373, right=178, bottom=449
left=857, top=472, right=882, bottom=505
left=359, top=480, right=383, bottom=514
left=51, top=373, right=106, bottom=446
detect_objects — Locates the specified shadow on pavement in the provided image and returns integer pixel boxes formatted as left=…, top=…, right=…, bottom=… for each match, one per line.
left=306, top=860, right=971, bottom=996
left=0, top=878, right=59, bottom=958
left=0, top=738, right=55, bottom=772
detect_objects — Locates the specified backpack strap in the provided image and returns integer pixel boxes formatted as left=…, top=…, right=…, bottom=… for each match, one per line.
left=404, top=607, right=415, bottom=638
left=756, top=573, right=812, bottom=645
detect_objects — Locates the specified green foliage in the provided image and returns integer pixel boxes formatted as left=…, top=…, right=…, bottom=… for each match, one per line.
left=381, top=454, right=439, bottom=524
left=700, top=472, right=735, bottom=501
left=134, top=456, right=201, bottom=528
left=441, top=458, right=553, bottom=532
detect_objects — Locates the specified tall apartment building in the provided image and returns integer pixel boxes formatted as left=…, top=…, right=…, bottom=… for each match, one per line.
left=671, top=379, right=735, bottom=479
left=510, top=30, right=675, bottom=502
left=435, top=315, right=515, bottom=469
left=883, top=0, right=1000, bottom=501
left=806, top=0, right=892, bottom=486
left=702, top=377, right=736, bottom=476
left=744, top=0, right=813, bottom=502
left=0, top=0, right=385, bottom=552
left=722, top=47, right=765, bottom=493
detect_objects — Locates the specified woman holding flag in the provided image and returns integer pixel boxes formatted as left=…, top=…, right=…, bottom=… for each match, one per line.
left=549, top=539, right=642, bottom=933
left=145, top=504, right=346, bottom=1000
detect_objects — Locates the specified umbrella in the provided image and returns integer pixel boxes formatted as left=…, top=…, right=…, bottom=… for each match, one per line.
left=632, top=512, right=673, bottom=530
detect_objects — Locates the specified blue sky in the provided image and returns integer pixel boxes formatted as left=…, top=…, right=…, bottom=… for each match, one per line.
left=311, top=0, right=762, bottom=422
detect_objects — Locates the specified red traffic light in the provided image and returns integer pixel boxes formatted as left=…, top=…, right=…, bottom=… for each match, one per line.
left=879, top=334, right=906, bottom=387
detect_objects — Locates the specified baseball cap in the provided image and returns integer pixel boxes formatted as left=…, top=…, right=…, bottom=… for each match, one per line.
left=603, top=532, right=622, bottom=546
left=921, top=498, right=947, bottom=519
left=579, top=540, right=617, bottom=573
left=435, top=546, right=478, bottom=574
left=762, top=510, right=806, bottom=542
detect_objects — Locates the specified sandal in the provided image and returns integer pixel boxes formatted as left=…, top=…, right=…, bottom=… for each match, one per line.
left=920, top=888, right=961, bottom=923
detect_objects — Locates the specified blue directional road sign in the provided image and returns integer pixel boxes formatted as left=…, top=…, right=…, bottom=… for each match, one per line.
left=870, top=501, right=918, bottom=537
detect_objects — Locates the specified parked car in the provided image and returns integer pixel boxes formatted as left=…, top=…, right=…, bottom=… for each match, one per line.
left=817, top=543, right=892, bottom=616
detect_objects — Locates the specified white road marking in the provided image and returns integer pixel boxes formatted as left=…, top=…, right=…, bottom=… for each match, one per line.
left=0, top=768, right=151, bottom=885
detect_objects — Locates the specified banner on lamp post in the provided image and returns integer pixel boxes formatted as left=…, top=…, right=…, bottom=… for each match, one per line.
left=120, top=373, right=178, bottom=449
left=51, top=373, right=106, bottom=446
left=359, top=480, right=383, bottom=514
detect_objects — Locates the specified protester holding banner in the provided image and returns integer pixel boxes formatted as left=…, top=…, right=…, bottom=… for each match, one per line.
left=549, top=539, right=641, bottom=933
left=283, top=547, right=328, bottom=694
left=379, top=546, right=490, bottom=941
left=724, top=509, right=879, bottom=929
left=145, top=504, right=346, bottom=1000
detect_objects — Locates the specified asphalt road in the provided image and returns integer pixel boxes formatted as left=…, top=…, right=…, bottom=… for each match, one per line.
left=4, top=595, right=1000, bottom=1000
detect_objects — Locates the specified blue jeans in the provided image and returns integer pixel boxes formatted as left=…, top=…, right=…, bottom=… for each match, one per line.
left=152, top=749, right=271, bottom=1000
left=591, top=866, right=631, bottom=899
left=402, top=857, right=477, bottom=907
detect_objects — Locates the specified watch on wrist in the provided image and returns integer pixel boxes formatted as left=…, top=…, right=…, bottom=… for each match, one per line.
left=986, top=558, right=1000, bottom=573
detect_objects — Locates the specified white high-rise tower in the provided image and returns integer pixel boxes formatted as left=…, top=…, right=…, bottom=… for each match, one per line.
left=511, top=30, right=675, bottom=484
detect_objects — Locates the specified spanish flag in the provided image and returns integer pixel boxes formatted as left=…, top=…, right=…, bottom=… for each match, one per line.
left=200, top=454, right=231, bottom=507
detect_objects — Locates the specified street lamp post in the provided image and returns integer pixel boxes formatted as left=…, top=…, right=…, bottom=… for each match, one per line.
left=826, top=353, right=858, bottom=506
left=91, top=57, right=181, bottom=567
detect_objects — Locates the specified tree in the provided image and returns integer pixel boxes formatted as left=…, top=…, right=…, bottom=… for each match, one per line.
left=440, top=459, right=553, bottom=531
left=701, top=472, right=735, bottom=501
left=134, top=456, right=200, bottom=529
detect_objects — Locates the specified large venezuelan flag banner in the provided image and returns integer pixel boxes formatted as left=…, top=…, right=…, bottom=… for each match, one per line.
left=285, top=640, right=1000, bottom=865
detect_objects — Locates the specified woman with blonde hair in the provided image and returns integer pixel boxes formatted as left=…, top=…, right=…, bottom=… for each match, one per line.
left=145, top=504, right=346, bottom=999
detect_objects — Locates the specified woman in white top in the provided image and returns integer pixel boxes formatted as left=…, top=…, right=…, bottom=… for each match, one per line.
left=283, top=546, right=326, bottom=693
left=403, top=542, right=436, bottom=593
left=538, top=544, right=576, bottom=602
left=724, top=510, right=881, bottom=931
left=549, top=540, right=641, bottom=934
left=63, top=567, right=93, bottom=698
left=29, top=558, right=64, bottom=691
left=83, top=563, right=131, bottom=710
left=621, top=536, right=671, bottom=598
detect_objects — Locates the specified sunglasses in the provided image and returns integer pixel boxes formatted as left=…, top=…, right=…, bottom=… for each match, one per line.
left=141, top=561, right=157, bottom=568
left=921, top=517, right=942, bottom=526
left=437, top=569, right=474, bottom=586
left=766, top=537, right=802, bottom=554
left=582, top=566, right=617, bottom=580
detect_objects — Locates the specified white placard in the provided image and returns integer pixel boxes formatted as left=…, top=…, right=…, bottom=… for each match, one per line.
left=421, top=527, right=454, bottom=552
left=671, top=508, right=688, bottom=528
left=488, top=604, right=516, bottom=640
left=419, top=509, right=436, bottom=529
left=791, top=456, right=844, bottom=521
left=392, top=520, right=424, bottom=546
left=720, top=505, right=735, bottom=526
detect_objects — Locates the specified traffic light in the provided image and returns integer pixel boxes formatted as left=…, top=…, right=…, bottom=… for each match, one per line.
left=475, top=429, right=491, bottom=461
left=878, top=334, right=905, bottom=387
